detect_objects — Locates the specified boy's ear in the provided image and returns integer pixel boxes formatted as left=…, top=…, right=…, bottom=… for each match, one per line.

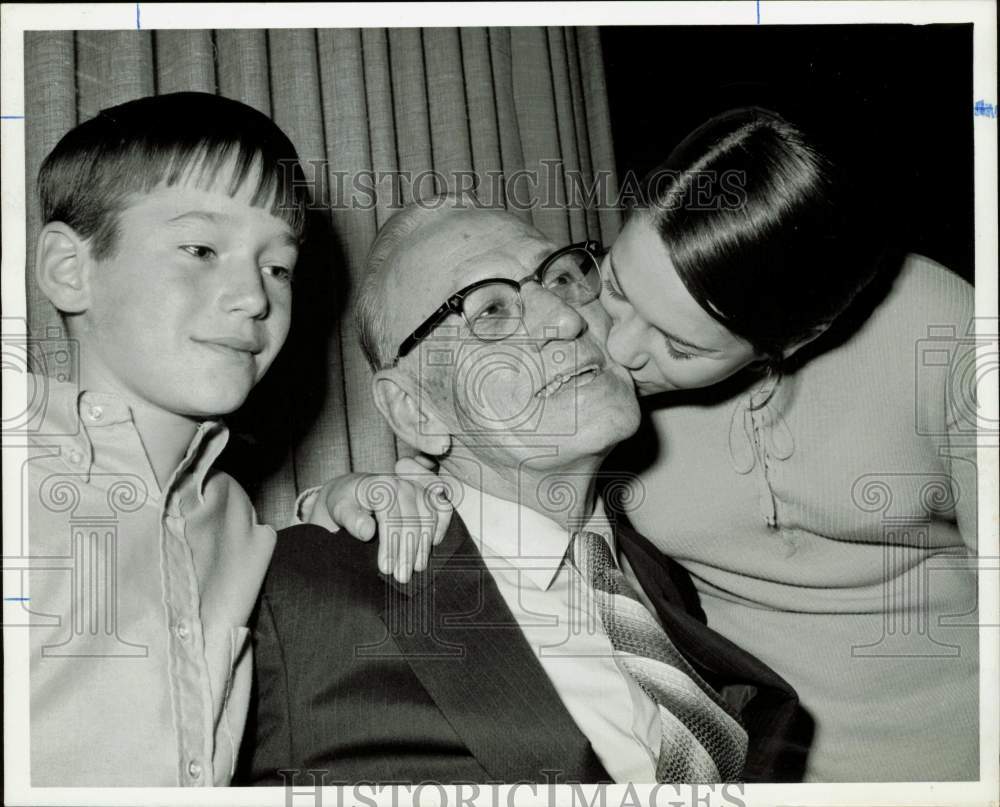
left=35, top=222, right=93, bottom=314
left=372, top=369, right=452, bottom=458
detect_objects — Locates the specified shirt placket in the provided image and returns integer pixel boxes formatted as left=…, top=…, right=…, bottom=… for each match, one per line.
left=728, top=379, right=795, bottom=530
left=747, top=404, right=779, bottom=528
left=160, top=445, right=214, bottom=786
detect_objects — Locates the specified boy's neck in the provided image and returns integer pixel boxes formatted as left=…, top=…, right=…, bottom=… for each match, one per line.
left=78, top=364, right=202, bottom=490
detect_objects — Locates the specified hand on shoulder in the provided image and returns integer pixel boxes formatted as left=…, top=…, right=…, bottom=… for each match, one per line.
left=305, top=455, right=454, bottom=583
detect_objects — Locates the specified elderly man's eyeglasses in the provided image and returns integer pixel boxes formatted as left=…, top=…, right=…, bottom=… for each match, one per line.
left=393, top=240, right=604, bottom=365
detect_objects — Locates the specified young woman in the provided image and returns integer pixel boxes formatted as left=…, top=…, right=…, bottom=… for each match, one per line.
left=319, top=108, right=979, bottom=782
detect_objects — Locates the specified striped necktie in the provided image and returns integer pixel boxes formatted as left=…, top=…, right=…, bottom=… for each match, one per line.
left=572, top=530, right=748, bottom=783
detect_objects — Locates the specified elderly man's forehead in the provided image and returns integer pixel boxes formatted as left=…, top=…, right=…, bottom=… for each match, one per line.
left=427, top=208, right=547, bottom=254
left=397, top=209, right=552, bottom=282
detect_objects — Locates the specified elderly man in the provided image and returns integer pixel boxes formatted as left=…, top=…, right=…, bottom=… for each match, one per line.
left=239, top=200, right=803, bottom=785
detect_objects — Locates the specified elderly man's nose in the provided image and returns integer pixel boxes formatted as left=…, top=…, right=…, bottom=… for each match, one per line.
left=524, top=285, right=587, bottom=345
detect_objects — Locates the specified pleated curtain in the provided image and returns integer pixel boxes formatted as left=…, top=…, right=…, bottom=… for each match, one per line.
left=23, top=28, right=622, bottom=526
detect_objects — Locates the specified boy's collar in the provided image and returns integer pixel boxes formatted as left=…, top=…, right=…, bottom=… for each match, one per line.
left=42, top=375, right=228, bottom=494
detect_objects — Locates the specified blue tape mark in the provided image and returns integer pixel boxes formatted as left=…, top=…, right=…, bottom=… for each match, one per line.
left=136, top=2, right=141, bottom=30
left=973, top=99, right=997, bottom=118
left=756, top=0, right=761, bottom=24
left=1, top=114, right=25, bottom=120
left=5, top=597, right=30, bottom=602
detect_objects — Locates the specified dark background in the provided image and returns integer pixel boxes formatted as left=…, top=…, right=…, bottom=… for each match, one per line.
left=601, top=24, right=974, bottom=281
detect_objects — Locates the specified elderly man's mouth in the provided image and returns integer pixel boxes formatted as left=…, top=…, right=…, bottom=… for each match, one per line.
left=535, top=364, right=602, bottom=398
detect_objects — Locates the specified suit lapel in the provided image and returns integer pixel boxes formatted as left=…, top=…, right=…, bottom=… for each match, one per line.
left=381, top=515, right=611, bottom=784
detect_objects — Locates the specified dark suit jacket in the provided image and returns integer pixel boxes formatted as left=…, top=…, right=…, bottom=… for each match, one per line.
left=237, top=515, right=809, bottom=785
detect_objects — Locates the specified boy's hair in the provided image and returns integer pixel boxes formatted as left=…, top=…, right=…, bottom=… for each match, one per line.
left=38, top=91, right=309, bottom=259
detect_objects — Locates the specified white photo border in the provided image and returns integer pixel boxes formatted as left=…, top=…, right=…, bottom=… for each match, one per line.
left=2, top=2, right=997, bottom=806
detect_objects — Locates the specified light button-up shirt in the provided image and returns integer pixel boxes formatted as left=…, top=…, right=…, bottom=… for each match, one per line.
left=452, top=481, right=661, bottom=783
left=26, top=376, right=275, bottom=786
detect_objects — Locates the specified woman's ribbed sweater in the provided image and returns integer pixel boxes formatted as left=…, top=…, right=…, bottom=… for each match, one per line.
left=618, top=255, right=979, bottom=781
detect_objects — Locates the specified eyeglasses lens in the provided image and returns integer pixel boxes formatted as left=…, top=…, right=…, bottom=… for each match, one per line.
left=463, top=285, right=523, bottom=341
left=540, top=248, right=600, bottom=304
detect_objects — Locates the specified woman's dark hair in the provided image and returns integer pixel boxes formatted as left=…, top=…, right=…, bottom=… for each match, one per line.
left=38, top=91, right=309, bottom=259
left=637, top=107, right=884, bottom=363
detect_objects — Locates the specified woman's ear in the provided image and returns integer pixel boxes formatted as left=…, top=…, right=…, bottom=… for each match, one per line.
left=35, top=222, right=92, bottom=314
left=371, top=369, right=452, bottom=458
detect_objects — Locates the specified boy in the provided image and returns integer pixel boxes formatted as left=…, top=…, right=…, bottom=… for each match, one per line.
left=26, top=92, right=309, bottom=786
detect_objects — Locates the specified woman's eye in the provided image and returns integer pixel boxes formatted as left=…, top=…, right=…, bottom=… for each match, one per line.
left=601, top=277, right=627, bottom=302
left=666, top=341, right=695, bottom=361
left=181, top=245, right=216, bottom=260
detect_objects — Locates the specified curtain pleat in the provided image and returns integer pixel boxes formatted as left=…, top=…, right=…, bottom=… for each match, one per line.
left=511, top=27, right=570, bottom=243
left=564, top=28, right=603, bottom=242
left=215, top=30, right=271, bottom=115
left=24, top=26, right=621, bottom=526
left=360, top=29, right=400, bottom=230
left=318, top=28, right=397, bottom=477
left=577, top=28, right=623, bottom=245
left=423, top=29, right=473, bottom=193
left=459, top=28, right=503, bottom=206
left=488, top=28, right=531, bottom=225
left=389, top=29, right=435, bottom=199
left=155, top=30, right=216, bottom=94
left=75, top=31, right=154, bottom=121
left=547, top=27, right=588, bottom=244
left=24, top=31, right=76, bottom=342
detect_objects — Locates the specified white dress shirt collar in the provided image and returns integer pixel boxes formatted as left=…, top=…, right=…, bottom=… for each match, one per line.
left=448, top=475, right=616, bottom=591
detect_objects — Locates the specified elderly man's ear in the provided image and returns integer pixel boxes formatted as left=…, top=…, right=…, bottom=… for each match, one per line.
left=372, top=371, right=452, bottom=458
left=35, top=222, right=93, bottom=314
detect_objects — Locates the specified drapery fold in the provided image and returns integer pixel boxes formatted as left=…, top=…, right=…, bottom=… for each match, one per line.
left=24, top=27, right=622, bottom=526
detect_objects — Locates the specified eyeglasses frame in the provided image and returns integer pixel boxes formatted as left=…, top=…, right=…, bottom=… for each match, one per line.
left=391, top=239, right=603, bottom=365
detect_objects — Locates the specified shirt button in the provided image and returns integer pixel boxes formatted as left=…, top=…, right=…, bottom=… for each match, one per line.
left=87, top=405, right=104, bottom=421
left=67, top=449, right=84, bottom=465
left=174, top=621, right=190, bottom=641
left=187, top=759, right=202, bottom=780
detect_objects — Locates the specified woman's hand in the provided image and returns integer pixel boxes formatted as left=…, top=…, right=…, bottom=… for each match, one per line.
left=307, top=455, right=453, bottom=583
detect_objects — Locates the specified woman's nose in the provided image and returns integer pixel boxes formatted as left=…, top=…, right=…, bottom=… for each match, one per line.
left=606, top=316, right=649, bottom=369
